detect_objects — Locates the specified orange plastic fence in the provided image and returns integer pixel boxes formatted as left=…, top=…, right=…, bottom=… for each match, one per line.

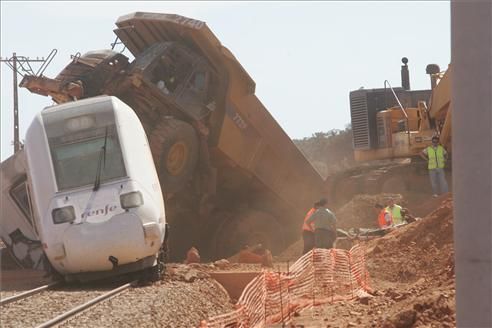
left=205, top=245, right=371, bottom=328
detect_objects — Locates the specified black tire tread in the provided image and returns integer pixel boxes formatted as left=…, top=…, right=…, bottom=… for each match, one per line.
left=149, top=118, right=199, bottom=193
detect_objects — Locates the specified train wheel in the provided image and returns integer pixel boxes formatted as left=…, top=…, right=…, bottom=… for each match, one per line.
left=211, top=210, right=286, bottom=260
left=157, top=242, right=166, bottom=278
left=150, top=118, right=199, bottom=193
left=140, top=243, right=167, bottom=284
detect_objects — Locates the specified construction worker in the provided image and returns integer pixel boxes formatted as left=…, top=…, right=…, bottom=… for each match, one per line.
left=420, top=136, right=449, bottom=197
left=386, top=198, right=403, bottom=225
left=375, top=203, right=393, bottom=229
left=305, top=198, right=337, bottom=249
left=302, top=201, right=320, bottom=254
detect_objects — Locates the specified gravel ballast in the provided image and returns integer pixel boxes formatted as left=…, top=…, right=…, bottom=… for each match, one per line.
left=59, top=278, right=232, bottom=328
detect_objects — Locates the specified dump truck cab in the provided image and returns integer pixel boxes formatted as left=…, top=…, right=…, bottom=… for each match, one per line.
left=129, top=42, right=218, bottom=121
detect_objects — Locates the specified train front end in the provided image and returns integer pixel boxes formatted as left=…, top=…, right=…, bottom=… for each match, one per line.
left=24, top=96, right=166, bottom=281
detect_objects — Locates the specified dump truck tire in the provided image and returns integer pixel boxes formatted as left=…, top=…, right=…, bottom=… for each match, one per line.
left=166, top=209, right=200, bottom=262
left=150, top=118, right=199, bottom=193
left=211, top=210, right=286, bottom=260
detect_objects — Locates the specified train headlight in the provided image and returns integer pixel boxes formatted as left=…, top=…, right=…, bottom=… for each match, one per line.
left=52, top=206, right=76, bottom=224
left=120, top=191, right=144, bottom=209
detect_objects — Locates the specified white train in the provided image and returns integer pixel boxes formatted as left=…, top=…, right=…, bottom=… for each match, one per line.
left=0, top=96, right=167, bottom=281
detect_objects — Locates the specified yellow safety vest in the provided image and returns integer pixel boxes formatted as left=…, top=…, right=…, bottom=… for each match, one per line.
left=386, top=205, right=403, bottom=225
left=427, top=145, right=446, bottom=170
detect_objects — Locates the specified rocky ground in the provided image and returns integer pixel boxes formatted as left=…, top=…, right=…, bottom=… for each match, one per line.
left=58, top=277, right=232, bottom=328
left=1, top=194, right=455, bottom=327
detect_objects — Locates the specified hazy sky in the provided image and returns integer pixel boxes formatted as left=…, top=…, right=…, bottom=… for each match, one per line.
left=0, top=1, right=451, bottom=160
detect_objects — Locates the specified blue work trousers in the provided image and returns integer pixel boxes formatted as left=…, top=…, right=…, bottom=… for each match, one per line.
left=429, top=168, right=449, bottom=195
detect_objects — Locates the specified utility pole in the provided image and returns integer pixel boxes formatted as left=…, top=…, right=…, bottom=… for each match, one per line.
left=0, top=50, right=57, bottom=153
left=12, top=53, right=20, bottom=153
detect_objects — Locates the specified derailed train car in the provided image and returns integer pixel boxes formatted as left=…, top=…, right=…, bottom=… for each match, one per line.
left=0, top=96, right=167, bottom=281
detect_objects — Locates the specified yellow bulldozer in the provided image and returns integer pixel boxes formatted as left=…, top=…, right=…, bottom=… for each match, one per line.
left=326, top=58, right=452, bottom=207
left=352, top=58, right=451, bottom=162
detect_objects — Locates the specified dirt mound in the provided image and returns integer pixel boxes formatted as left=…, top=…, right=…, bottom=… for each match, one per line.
left=335, top=193, right=405, bottom=229
left=410, top=192, right=452, bottom=218
left=365, top=196, right=455, bottom=326
left=366, top=196, right=454, bottom=283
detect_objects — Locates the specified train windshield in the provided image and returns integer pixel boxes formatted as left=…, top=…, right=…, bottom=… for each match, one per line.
left=50, top=125, right=126, bottom=190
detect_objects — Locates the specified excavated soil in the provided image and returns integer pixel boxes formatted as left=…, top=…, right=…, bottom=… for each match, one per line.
left=289, top=195, right=455, bottom=327
left=366, top=197, right=454, bottom=283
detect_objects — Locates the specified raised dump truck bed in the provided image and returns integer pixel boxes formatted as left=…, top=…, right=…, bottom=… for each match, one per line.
left=19, top=12, right=324, bottom=260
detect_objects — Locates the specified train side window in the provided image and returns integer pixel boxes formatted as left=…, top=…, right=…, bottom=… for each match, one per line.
left=9, top=178, right=35, bottom=229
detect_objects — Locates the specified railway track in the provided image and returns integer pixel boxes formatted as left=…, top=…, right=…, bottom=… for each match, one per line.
left=0, top=280, right=137, bottom=328
left=0, top=282, right=61, bottom=306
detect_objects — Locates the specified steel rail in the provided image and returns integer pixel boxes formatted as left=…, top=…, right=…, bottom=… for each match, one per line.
left=0, top=281, right=61, bottom=306
left=35, top=280, right=137, bottom=328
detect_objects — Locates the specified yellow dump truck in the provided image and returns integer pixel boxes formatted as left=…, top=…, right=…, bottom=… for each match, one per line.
left=19, top=12, right=324, bottom=260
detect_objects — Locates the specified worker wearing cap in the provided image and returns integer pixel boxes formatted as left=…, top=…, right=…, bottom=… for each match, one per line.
left=305, top=198, right=337, bottom=249
left=420, top=136, right=449, bottom=197
left=375, top=203, right=393, bottom=229
left=386, top=198, right=403, bottom=225
left=302, top=201, right=319, bottom=254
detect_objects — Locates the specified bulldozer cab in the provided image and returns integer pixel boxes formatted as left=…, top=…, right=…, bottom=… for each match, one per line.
left=0, top=151, right=47, bottom=271
left=367, top=103, right=435, bottom=161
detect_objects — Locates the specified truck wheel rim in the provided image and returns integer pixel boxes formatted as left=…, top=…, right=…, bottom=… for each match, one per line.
left=166, top=142, right=188, bottom=176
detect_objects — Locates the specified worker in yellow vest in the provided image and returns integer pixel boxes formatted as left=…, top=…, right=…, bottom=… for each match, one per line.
left=420, top=136, right=449, bottom=197
left=386, top=198, right=404, bottom=225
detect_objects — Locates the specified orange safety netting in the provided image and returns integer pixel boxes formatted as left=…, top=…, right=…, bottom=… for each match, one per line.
left=205, top=245, right=372, bottom=328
